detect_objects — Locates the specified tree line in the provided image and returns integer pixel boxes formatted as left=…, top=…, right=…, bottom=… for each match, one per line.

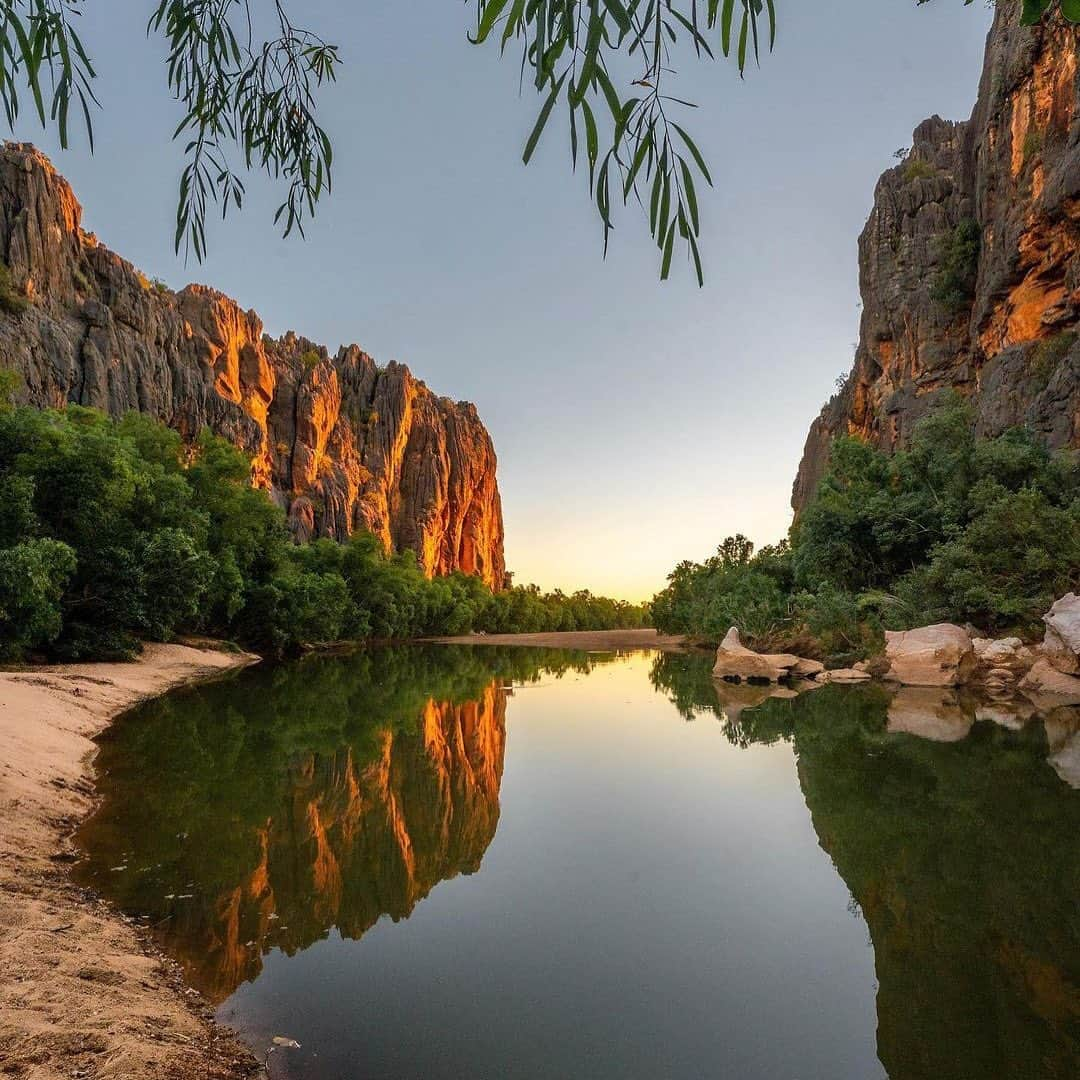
left=651, top=394, right=1080, bottom=662
left=0, top=375, right=646, bottom=661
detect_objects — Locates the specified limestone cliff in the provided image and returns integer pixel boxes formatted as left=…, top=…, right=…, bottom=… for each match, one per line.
left=793, top=1, right=1079, bottom=511
left=0, top=145, right=505, bottom=587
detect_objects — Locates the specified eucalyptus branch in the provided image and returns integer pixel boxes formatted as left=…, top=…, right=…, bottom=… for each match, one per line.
left=471, top=0, right=777, bottom=285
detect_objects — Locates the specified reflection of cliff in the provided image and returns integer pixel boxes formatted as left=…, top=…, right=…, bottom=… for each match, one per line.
left=649, top=654, right=1080, bottom=1079
left=181, top=688, right=507, bottom=1001
left=77, top=646, right=530, bottom=1003
left=794, top=711, right=1080, bottom=1080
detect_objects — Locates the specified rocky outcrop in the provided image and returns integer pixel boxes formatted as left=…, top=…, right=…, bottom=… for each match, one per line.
left=711, top=627, right=816, bottom=683
left=817, top=667, right=871, bottom=685
left=793, top=2, right=1079, bottom=510
left=0, top=145, right=505, bottom=587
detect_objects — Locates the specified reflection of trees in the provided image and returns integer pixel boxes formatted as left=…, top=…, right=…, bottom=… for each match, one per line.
left=650, top=652, right=1080, bottom=1079
left=78, top=646, right=601, bottom=1002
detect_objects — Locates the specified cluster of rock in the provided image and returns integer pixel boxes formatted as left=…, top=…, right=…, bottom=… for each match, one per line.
left=712, top=594, right=1080, bottom=705
left=792, top=3, right=1079, bottom=511
left=711, top=595, right=1080, bottom=787
left=712, top=627, right=873, bottom=687
left=0, top=145, right=506, bottom=587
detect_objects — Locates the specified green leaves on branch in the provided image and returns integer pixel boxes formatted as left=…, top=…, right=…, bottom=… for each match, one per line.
left=0, top=2, right=339, bottom=263
left=471, top=0, right=777, bottom=285
left=149, top=2, right=338, bottom=262
left=0, top=2, right=99, bottom=150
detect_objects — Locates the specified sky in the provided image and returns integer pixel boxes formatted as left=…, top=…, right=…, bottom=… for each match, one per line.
left=19, top=1, right=995, bottom=601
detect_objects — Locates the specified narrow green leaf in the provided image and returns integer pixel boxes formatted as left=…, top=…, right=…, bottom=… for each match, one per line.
left=679, top=158, right=699, bottom=234
left=671, top=123, right=712, bottom=185
left=660, top=218, right=675, bottom=280
left=523, top=69, right=568, bottom=164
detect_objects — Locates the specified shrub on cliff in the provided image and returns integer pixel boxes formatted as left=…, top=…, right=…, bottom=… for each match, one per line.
left=930, top=219, right=981, bottom=313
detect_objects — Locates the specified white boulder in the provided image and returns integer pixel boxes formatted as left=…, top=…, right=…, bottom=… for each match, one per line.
left=789, top=657, right=826, bottom=679
left=712, top=628, right=788, bottom=683
left=818, top=668, right=872, bottom=684
left=884, top=624, right=976, bottom=687
left=1041, top=593, right=1080, bottom=675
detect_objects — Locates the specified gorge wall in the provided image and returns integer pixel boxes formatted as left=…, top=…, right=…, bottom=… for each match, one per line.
left=0, top=145, right=505, bottom=587
left=793, top=1, right=1079, bottom=510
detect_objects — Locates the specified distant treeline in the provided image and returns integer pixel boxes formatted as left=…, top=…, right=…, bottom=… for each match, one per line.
left=652, top=394, right=1080, bottom=662
left=0, top=378, right=647, bottom=661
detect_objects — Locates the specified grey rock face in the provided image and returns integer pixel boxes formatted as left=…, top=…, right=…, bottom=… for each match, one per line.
left=793, top=2, right=1079, bottom=511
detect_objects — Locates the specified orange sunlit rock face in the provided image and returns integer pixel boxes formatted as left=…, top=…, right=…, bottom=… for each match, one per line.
left=159, top=685, right=507, bottom=1003
left=0, top=145, right=505, bottom=587
left=793, top=4, right=1079, bottom=512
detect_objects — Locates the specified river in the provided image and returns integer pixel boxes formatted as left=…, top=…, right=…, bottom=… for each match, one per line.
left=76, top=645, right=1080, bottom=1079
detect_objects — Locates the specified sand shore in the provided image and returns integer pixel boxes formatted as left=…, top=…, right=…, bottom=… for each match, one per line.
left=426, top=628, right=688, bottom=651
left=0, top=642, right=262, bottom=1080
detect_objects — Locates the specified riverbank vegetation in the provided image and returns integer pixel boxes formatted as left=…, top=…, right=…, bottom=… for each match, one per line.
left=651, top=395, right=1080, bottom=662
left=0, top=386, right=645, bottom=661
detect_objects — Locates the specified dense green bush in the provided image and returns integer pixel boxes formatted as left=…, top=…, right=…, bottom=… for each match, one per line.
left=0, top=386, right=647, bottom=661
left=652, top=394, right=1080, bottom=658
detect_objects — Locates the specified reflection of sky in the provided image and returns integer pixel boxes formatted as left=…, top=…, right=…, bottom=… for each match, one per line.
left=23, top=2, right=993, bottom=600
left=220, top=652, right=882, bottom=1079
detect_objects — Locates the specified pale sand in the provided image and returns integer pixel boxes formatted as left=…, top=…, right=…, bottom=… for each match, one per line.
left=426, top=628, right=688, bottom=651
left=0, top=643, right=262, bottom=1080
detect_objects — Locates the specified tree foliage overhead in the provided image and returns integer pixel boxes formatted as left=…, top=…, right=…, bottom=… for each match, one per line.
left=0, top=2, right=1072, bottom=276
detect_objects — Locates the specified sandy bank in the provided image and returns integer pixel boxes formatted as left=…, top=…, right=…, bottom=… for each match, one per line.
left=426, top=628, right=688, bottom=652
left=0, top=643, right=261, bottom=1080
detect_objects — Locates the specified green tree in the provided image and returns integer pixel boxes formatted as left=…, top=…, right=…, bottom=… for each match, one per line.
left=0, top=537, right=76, bottom=656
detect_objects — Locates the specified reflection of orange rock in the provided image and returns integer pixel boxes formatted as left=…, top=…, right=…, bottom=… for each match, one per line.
left=886, top=687, right=974, bottom=743
left=1044, top=706, right=1080, bottom=789
left=176, top=684, right=507, bottom=1002
left=1050, top=731, right=1080, bottom=789
left=712, top=680, right=798, bottom=725
left=975, top=699, right=1035, bottom=730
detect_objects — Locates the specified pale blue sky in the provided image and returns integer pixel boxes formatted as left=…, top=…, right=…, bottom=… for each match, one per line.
left=21, top=1, right=995, bottom=600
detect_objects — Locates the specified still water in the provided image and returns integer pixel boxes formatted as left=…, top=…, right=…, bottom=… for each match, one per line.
left=77, top=646, right=1080, bottom=1079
